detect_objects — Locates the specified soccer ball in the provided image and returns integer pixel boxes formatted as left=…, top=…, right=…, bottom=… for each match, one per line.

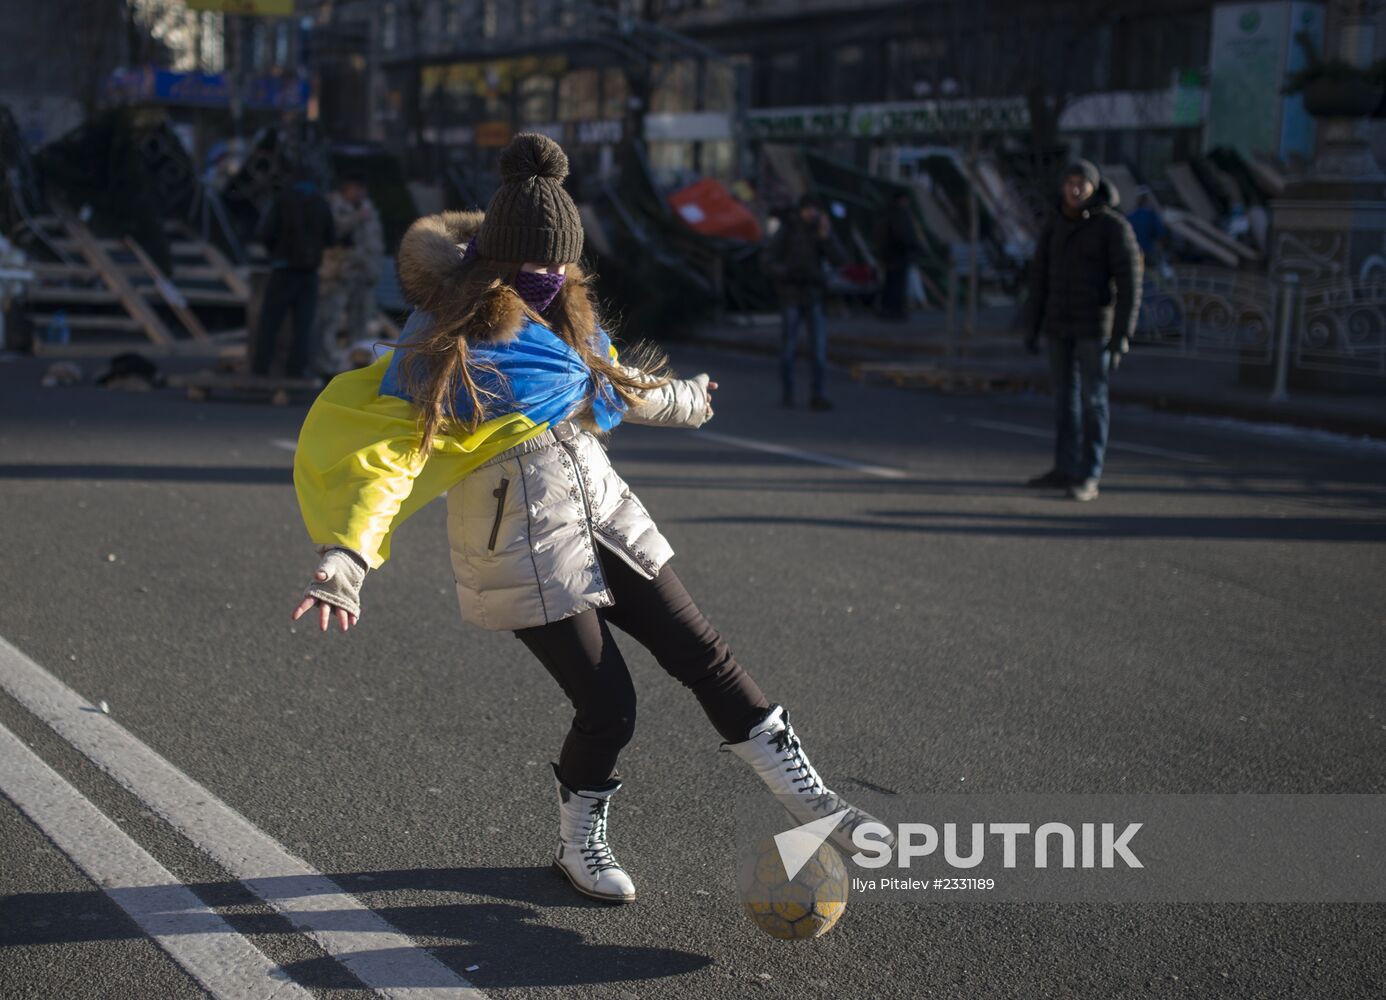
left=737, top=835, right=849, bottom=940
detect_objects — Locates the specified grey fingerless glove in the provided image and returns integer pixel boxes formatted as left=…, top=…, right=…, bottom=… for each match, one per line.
left=302, top=546, right=368, bottom=618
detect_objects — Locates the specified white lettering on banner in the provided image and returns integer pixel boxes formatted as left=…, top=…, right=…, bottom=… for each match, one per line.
left=745, top=98, right=1031, bottom=140
left=1104, top=822, right=1145, bottom=868
left=944, top=823, right=985, bottom=868
left=848, top=821, right=1145, bottom=870
left=576, top=119, right=623, bottom=144
left=1035, top=821, right=1076, bottom=868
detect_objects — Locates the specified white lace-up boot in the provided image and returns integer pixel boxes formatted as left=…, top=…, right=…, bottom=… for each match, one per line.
left=551, top=765, right=636, bottom=903
left=723, top=705, right=894, bottom=856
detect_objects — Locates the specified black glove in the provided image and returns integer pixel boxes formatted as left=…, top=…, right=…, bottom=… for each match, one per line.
left=1024, top=332, right=1041, bottom=355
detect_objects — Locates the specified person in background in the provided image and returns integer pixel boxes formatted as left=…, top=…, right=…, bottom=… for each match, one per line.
left=763, top=193, right=845, bottom=411
left=252, top=166, right=335, bottom=379
left=315, top=171, right=385, bottom=375
left=875, top=189, right=923, bottom=320
left=1023, top=159, right=1142, bottom=502
left=1126, top=188, right=1170, bottom=272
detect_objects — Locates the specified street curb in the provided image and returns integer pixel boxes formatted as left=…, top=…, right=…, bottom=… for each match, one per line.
left=1107, top=386, right=1386, bottom=441
left=681, top=331, right=1386, bottom=442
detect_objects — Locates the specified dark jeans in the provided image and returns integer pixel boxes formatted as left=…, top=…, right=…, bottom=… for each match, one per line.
left=780, top=298, right=828, bottom=401
left=253, top=268, right=319, bottom=377
left=1046, top=335, right=1111, bottom=482
left=514, top=547, right=770, bottom=790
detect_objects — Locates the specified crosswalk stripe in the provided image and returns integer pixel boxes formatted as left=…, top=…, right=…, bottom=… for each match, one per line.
left=0, top=722, right=311, bottom=1000
left=0, top=634, right=487, bottom=999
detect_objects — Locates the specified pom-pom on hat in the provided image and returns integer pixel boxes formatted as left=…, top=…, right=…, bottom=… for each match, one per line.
left=474, top=132, right=584, bottom=265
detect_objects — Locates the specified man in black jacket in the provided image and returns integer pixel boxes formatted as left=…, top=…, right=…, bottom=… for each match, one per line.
left=1024, top=160, right=1142, bottom=501
left=252, top=167, right=336, bottom=378
left=764, top=194, right=845, bottom=410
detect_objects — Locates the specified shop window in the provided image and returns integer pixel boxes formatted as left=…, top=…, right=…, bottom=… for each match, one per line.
left=559, top=68, right=600, bottom=121
left=764, top=50, right=806, bottom=107
left=602, top=68, right=629, bottom=118
left=700, top=139, right=735, bottom=184
left=444, top=0, right=486, bottom=37
left=704, top=55, right=748, bottom=112
left=832, top=44, right=876, bottom=104
left=652, top=59, right=698, bottom=113
left=518, top=74, right=556, bottom=124
left=648, top=140, right=696, bottom=189
left=250, top=21, right=269, bottom=71
left=198, top=13, right=225, bottom=72
left=275, top=21, right=291, bottom=67
left=888, top=37, right=946, bottom=100
left=382, top=2, right=399, bottom=51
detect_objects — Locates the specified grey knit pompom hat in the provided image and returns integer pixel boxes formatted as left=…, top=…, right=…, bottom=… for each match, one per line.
left=474, top=133, right=584, bottom=265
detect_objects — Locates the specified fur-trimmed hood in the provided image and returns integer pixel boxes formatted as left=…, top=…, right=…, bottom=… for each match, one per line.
left=394, top=210, right=595, bottom=344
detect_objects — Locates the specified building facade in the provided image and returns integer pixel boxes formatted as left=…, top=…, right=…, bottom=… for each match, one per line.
left=304, top=1, right=1386, bottom=201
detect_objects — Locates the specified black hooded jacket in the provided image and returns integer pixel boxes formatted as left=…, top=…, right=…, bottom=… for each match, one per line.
left=1025, top=178, right=1143, bottom=342
left=256, top=182, right=336, bottom=272
left=763, top=210, right=847, bottom=306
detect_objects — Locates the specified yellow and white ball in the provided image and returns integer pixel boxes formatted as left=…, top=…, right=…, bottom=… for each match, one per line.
left=737, top=836, right=849, bottom=940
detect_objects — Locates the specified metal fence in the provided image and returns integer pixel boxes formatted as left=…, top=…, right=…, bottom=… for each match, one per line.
left=1136, top=265, right=1386, bottom=397
left=1297, top=280, right=1386, bottom=378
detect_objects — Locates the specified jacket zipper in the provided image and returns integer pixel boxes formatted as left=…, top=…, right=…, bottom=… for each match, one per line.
left=559, top=440, right=603, bottom=567
left=487, top=477, right=510, bottom=551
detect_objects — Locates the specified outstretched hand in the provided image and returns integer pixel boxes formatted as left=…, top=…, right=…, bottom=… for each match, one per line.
left=292, top=548, right=366, bottom=634
left=292, top=572, right=358, bottom=633
left=705, top=379, right=718, bottom=420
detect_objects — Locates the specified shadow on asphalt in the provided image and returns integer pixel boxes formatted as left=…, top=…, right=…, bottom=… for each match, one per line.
left=4, top=461, right=1383, bottom=513
left=680, top=511, right=1386, bottom=543
left=0, top=464, right=291, bottom=485
left=627, top=472, right=1386, bottom=505
left=0, top=865, right=713, bottom=990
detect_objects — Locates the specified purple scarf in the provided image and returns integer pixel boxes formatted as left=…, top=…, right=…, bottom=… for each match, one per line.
left=461, top=240, right=567, bottom=312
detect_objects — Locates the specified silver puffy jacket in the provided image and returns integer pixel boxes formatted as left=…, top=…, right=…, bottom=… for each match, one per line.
left=447, top=373, right=711, bottom=631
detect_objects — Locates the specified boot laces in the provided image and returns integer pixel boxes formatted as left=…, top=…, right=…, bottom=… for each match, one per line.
left=770, top=724, right=825, bottom=796
left=579, top=796, right=622, bottom=874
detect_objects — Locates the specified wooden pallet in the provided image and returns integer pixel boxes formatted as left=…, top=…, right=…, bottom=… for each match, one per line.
left=19, top=214, right=249, bottom=356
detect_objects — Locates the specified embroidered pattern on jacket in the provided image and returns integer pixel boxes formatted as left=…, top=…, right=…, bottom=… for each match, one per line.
left=596, top=519, right=659, bottom=574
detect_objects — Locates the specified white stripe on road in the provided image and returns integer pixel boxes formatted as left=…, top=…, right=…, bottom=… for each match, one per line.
left=0, top=635, right=486, bottom=1000
left=281, top=430, right=912, bottom=480
left=0, top=722, right=310, bottom=1000
left=966, top=418, right=1212, bottom=464
left=698, top=429, right=909, bottom=479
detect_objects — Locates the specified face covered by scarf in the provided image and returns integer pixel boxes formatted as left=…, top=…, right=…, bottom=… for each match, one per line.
left=461, top=240, right=567, bottom=313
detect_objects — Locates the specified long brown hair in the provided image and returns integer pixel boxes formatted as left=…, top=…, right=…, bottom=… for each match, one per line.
left=396, top=256, right=671, bottom=453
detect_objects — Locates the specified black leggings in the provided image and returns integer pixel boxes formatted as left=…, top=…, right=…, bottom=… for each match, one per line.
left=514, top=547, right=770, bottom=790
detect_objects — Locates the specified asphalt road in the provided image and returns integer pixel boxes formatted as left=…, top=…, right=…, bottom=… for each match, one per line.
left=1, top=345, right=1384, bottom=999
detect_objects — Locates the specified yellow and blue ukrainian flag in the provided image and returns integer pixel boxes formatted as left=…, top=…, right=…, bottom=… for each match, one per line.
left=293, top=312, right=624, bottom=568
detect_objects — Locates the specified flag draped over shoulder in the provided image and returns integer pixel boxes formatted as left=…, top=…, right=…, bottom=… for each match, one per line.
left=292, top=314, right=623, bottom=569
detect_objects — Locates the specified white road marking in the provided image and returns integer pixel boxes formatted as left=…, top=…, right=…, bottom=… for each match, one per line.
left=698, top=429, right=909, bottom=479
left=280, top=428, right=909, bottom=480
left=0, top=722, right=310, bottom=1000
left=0, top=635, right=487, bottom=1000
left=966, top=418, right=1212, bottom=464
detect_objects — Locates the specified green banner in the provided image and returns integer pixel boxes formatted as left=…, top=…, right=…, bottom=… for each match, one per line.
left=746, top=99, right=1030, bottom=141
